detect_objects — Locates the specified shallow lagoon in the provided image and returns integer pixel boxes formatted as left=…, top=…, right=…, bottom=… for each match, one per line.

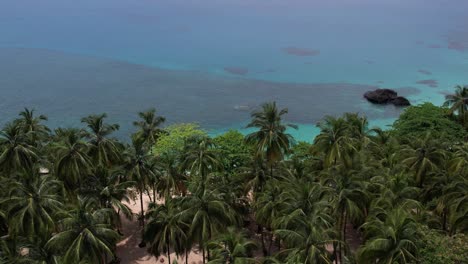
left=1, top=0, right=467, bottom=140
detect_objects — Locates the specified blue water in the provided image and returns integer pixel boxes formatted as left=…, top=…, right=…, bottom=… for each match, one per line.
left=1, top=0, right=467, bottom=140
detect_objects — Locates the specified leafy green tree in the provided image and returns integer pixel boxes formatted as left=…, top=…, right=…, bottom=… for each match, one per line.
left=213, top=130, right=252, bottom=173
left=392, top=103, right=467, bottom=141
left=153, top=123, right=207, bottom=157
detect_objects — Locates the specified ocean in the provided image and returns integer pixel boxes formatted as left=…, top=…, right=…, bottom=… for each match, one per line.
left=1, top=0, right=467, bottom=141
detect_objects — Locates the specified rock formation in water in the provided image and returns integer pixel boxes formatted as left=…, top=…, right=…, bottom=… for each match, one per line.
left=364, top=89, right=410, bottom=106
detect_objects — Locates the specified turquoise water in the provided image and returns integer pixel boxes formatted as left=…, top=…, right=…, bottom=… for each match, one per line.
left=1, top=0, right=467, bottom=141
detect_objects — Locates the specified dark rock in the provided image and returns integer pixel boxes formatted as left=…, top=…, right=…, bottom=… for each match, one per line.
left=390, top=96, right=411, bottom=106
left=364, top=88, right=410, bottom=107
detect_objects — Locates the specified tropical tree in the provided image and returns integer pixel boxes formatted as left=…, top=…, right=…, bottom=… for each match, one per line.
left=46, top=200, right=120, bottom=264
left=143, top=199, right=189, bottom=264
left=401, top=134, right=446, bottom=187
left=181, top=136, right=221, bottom=191
left=15, top=108, right=50, bottom=145
left=180, top=188, right=238, bottom=263
left=0, top=122, right=38, bottom=173
left=443, top=85, right=468, bottom=124
left=133, top=108, right=166, bottom=147
left=313, top=115, right=355, bottom=168
left=207, top=227, right=257, bottom=264
left=81, top=113, right=121, bottom=167
left=52, top=128, right=91, bottom=191
left=358, top=207, right=420, bottom=264
left=245, top=101, right=296, bottom=177
left=124, top=136, right=156, bottom=239
left=0, top=174, right=63, bottom=239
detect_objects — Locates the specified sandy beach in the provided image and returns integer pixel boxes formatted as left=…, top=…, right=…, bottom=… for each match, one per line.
left=116, top=194, right=203, bottom=264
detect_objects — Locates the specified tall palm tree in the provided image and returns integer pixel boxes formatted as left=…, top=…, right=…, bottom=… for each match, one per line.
left=124, top=136, right=156, bottom=239
left=15, top=108, right=50, bottom=145
left=207, top=227, right=257, bottom=264
left=245, top=102, right=296, bottom=177
left=180, top=188, right=237, bottom=263
left=358, top=207, right=420, bottom=264
left=323, top=167, right=368, bottom=263
left=274, top=209, right=334, bottom=264
left=52, top=128, right=92, bottom=191
left=0, top=122, right=38, bottom=173
left=443, top=85, right=468, bottom=124
left=80, top=167, right=134, bottom=232
left=143, top=199, right=189, bottom=264
left=313, top=116, right=355, bottom=168
left=401, top=134, right=446, bottom=187
left=46, top=200, right=120, bottom=264
left=81, top=113, right=121, bottom=167
left=133, top=108, right=166, bottom=148
left=182, top=136, right=221, bottom=191
left=0, top=174, right=64, bottom=239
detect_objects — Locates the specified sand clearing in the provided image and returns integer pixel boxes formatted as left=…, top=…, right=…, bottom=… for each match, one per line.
left=116, top=195, right=203, bottom=264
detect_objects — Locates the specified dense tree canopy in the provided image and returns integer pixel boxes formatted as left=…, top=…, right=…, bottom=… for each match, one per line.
left=1, top=87, right=467, bottom=264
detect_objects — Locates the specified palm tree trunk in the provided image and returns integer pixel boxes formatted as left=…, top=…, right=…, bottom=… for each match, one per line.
left=268, top=229, right=274, bottom=255
left=260, top=227, right=267, bottom=256
left=186, top=250, right=189, bottom=264
left=167, top=243, right=171, bottom=264
left=343, top=213, right=348, bottom=257
left=153, top=184, right=157, bottom=202
left=442, top=207, right=448, bottom=232
left=202, top=247, right=206, bottom=264
left=140, top=190, right=145, bottom=227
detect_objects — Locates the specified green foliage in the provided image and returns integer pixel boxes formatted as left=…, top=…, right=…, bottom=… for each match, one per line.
left=153, top=123, right=207, bottom=157
left=392, top=103, right=466, bottom=141
left=418, top=227, right=468, bottom=264
left=213, top=130, right=252, bottom=172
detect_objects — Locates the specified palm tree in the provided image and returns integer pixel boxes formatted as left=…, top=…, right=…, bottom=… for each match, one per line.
left=52, top=128, right=92, bottom=191
left=274, top=209, right=334, bottom=264
left=15, top=108, right=50, bottom=145
left=0, top=122, right=38, bottom=173
left=182, top=136, right=221, bottom=191
left=46, top=200, right=120, bottom=264
left=0, top=174, right=64, bottom=239
left=443, top=85, right=468, bottom=124
left=358, top=207, right=420, bottom=264
left=313, top=116, right=355, bottom=168
left=81, top=167, right=134, bottom=232
left=124, top=136, right=156, bottom=239
left=180, top=188, right=238, bottom=263
left=133, top=108, right=166, bottom=148
left=245, top=102, right=296, bottom=178
left=323, top=167, right=368, bottom=263
left=81, top=113, right=121, bottom=167
left=401, top=134, right=446, bottom=187
left=207, top=227, right=257, bottom=264
left=143, top=199, right=189, bottom=264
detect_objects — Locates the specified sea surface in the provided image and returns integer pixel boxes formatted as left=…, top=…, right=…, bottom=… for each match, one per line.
left=1, top=0, right=467, bottom=141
